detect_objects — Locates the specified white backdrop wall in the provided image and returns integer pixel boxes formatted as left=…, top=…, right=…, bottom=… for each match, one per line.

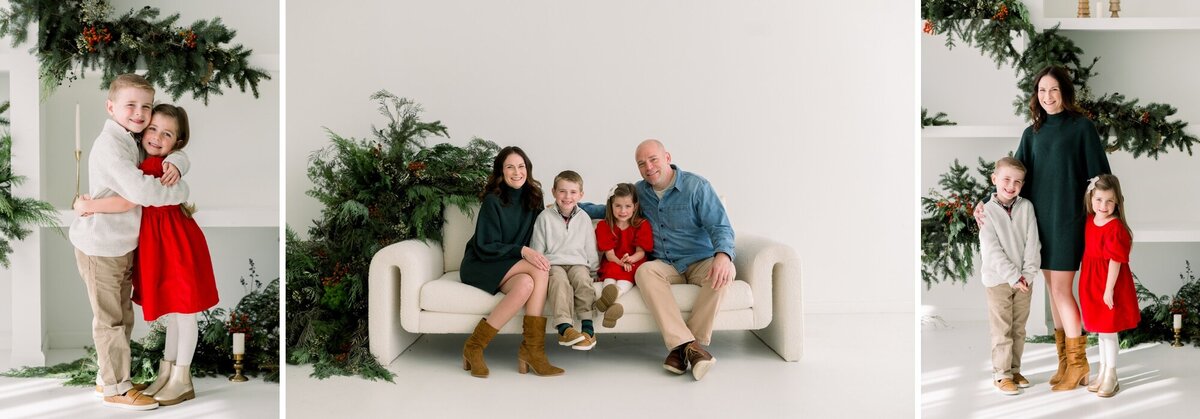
left=2, top=0, right=279, bottom=352
left=287, top=1, right=916, bottom=314
left=921, top=29, right=1200, bottom=323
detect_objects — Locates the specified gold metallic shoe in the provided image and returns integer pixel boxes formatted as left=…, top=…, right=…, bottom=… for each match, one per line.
left=143, top=359, right=174, bottom=396
left=153, top=364, right=195, bottom=406
left=1097, top=367, right=1119, bottom=398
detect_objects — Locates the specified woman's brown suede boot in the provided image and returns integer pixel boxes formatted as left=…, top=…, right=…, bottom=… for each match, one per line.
left=1049, top=329, right=1067, bottom=386
left=462, top=318, right=498, bottom=378
left=517, top=316, right=564, bottom=376
left=1051, top=336, right=1090, bottom=391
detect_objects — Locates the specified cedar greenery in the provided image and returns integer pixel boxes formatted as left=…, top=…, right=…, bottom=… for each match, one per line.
left=921, top=158, right=995, bottom=288
left=922, top=108, right=958, bottom=128
left=1, top=260, right=280, bottom=383
left=0, top=0, right=270, bottom=103
left=922, top=0, right=1198, bottom=158
left=286, top=91, right=498, bottom=380
left=0, top=101, right=60, bottom=267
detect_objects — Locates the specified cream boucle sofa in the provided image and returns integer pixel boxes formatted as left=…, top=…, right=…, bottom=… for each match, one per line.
left=368, top=204, right=802, bottom=365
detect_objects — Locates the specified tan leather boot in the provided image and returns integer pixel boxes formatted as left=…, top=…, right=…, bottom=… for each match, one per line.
left=1096, top=367, right=1119, bottom=397
left=142, top=359, right=174, bottom=396
left=153, top=364, right=194, bottom=406
left=462, top=318, right=498, bottom=378
left=1049, top=329, right=1067, bottom=386
left=517, top=316, right=564, bottom=376
left=1051, top=336, right=1090, bottom=391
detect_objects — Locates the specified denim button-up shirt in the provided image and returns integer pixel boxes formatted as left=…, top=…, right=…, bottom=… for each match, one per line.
left=583, top=164, right=735, bottom=273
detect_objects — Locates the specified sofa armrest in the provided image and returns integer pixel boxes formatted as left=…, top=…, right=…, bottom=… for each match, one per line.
left=368, top=239, right=445, bottom=365
left=735, top=233, right=803, bottom=361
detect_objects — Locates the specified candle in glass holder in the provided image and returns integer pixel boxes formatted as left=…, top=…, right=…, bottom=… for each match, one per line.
left=233, top=332, right=245, bottom=354
left=1175, top=314, right=1183, bottom=330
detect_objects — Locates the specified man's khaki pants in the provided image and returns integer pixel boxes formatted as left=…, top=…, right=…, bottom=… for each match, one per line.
left=635, top=258, right=733, bottom=350
left=75, top=248, right=136, bottom=397
left=547, top=265, right=596, bottom=326
left=986, top=283, right=1032, bottom=381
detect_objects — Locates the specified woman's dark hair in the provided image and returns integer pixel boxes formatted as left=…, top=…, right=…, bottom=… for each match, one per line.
left=481, top=146, right=543, bottom=211
left=151, top=103, right=190, bottom=150
left=1029, top=66, right=1082, bottom=133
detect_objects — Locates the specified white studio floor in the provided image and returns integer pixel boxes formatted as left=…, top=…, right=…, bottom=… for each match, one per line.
left=287, top=313, right=914, bottom=419
left=922, top=320, right=1200, bottom=418
left=0, top=349, right=279, bottom=418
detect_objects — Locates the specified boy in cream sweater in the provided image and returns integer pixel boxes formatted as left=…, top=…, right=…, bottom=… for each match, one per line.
left=70, top=74, right=190, bottom=410
left=979, top=156, right=1041, bottom=396
left=530, top=170, right=600, bottom=350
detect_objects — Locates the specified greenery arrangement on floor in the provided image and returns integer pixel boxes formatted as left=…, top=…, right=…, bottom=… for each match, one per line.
left=1029, top=262, right=1198, bottom=349
left=0, top=101, right=59, bottom=267
left=922, top=0, right=1198, bottom=158
left=922, top=108, right=958, bottom=128
left=0, top=260, right=280, bottom=383
left=0, top=0, right=270, bottom=103
left=286, top=91, right=498, bottom=380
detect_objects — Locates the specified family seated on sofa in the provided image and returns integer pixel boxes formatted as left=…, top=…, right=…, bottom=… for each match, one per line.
left=458, top=139, right=736, bottom=381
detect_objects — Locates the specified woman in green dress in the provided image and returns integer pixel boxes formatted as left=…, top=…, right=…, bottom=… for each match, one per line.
left=981, top=65, right=1111, bottom=391
left=459, top=146, right=563, bottom=378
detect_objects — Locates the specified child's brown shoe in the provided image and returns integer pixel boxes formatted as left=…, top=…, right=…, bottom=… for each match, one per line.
left=102, top=388, right=159, bottom=410
left=558, top=327, right=585, bottom=346
left=594, top=284, right=619, bottom=312
left=602, top=303, right=624, bottom=328
left=1013, top=372, right=1030, bottom=388
left=572, top=333, right=596, bottom=351
left=995, top=378, right=1020, bottom=395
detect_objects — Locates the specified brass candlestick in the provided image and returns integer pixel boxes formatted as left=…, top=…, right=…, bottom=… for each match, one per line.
left=1174, top=328, right=1184, bottom=347
left=1109, top=0, right=1121, bottom=18
left=230, top=354, right=248, bottom=382
left=1077, top=0, right=1091, bottom=18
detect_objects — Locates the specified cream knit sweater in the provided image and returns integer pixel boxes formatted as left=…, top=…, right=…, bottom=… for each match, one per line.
left=979, top=195, right=1042, bottom=287
left=530, top=206, right=599, bottom=271
left=69, top=119, right=191, bottom=257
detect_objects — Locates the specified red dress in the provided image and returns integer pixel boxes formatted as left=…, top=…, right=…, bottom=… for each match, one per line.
left=132, top=156, right=220, bottom=321
left=595, top=219, right=654, bottom=283
left=1079, top=216, right=1140, bottom=333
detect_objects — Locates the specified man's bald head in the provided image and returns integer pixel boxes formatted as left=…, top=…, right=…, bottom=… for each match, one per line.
left=635, top=138, right=674, bottom=190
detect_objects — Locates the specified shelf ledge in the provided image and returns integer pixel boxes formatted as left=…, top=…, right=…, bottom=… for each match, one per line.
left=1031, top=17, right=1200, bottom=31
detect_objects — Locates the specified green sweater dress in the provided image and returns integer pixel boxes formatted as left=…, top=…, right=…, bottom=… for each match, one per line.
left=1015, top=112, right=1111, bottom=271
left=460, top=185, right=538, bottom=294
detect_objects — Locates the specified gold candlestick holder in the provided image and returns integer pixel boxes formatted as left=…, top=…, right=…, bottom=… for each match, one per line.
left=230, top=353, right=248, bottom=382
left=1173, top=328, right=1184, bottom=347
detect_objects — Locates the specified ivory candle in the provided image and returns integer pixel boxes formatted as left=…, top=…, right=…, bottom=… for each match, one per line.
left=1175, top=314, right=1183, bottom=330
left=233, top=333, right=245, bottom=354
left=75, top=103, right=80, bottom=151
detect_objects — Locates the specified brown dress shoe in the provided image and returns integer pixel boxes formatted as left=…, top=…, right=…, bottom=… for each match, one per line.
left=684, top=342, right=716, bottom=381
left=102, top=389, right=159, bottom=411
left=663, top=344, right=688, bottom=374
left=94, top=382, right=148, bottom=398
left=995, top=378, right=1020, bottom=395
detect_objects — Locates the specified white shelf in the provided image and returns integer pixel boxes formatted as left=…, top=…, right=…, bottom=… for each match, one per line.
left=1131, top=222, right=1200, bottom=243
left=55, top=208, right=278, bottom=228
left=1031, top=17, right=1200, bottom=31
left=922, top=125, right=1025, bottom=139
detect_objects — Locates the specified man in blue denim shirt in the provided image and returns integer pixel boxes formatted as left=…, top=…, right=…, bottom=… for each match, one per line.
left=582, top=139, right=735, bottom=381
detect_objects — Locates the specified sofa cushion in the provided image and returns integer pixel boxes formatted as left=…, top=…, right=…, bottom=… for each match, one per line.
left=420, top=271, right=753, bottom=315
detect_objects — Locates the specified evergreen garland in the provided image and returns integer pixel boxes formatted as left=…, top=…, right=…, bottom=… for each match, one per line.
left=0, top=260, right=280, bottom=384
left=923, top=0, right=1199, bottom=159
left=921, top=158, right=994, bottom=287
left=286, top=91, right=498, bottom=380
left=0, top=101, right=60, bottom=267
left=0, top=0, right=270, bottom=103
left=922, top=108, right=958, bottom=128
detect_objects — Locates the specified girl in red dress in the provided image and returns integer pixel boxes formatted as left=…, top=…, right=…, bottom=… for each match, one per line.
left=1079, top=174, right=1139, bottom=398
left=593, top=183, right=653, bottom=328
left=75, top=104, right=218, bottom=406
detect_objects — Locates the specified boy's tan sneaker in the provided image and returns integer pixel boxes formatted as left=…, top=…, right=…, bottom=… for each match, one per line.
left=94, top=382, right=147, bottom=398
left=572, top=333, right=597, bottom=351
left=995, top=378, right=1020, bottom=395
left=1012, top=372, right=1030, bottom=388
left=558, top=327, right=585, bottom=346
left=102, top=388, right=159, bottom=410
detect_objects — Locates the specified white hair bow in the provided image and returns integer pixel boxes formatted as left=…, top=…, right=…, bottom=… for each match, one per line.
left=1086, top=176, right=1100, bottom=194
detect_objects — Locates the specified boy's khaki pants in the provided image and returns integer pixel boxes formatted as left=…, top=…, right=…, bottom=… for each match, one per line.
left=635, top=258, right=732, bottom=350
left=74, top=248, right=136, bottom=397
left=547, top=265, right=596, bottom=326
left=986, top=283, right=1032, bottom=381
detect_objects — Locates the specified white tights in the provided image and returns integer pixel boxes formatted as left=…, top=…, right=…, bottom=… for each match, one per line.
left=1097, top=332, right=1118, bottom=370
left=602, top=278, right=634, bottom=297
left=163, top=313, right=199, bottom=367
